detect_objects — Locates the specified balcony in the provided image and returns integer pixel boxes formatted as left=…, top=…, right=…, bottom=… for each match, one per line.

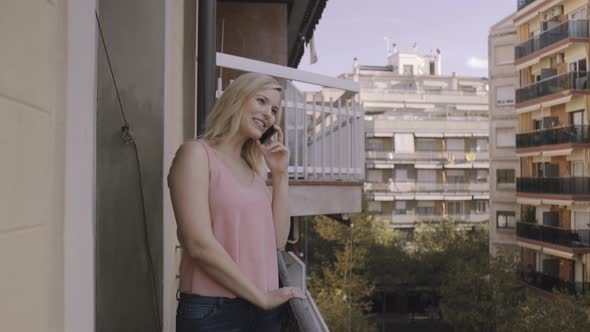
left=517, top=222, right=590, bottom=249
left=521, top=271, right=589, bottom=295
left=516, top=177, right=590, bottom=197
left=365, top=151, right=489, bottom=162
left=515, top=20, right=589, bottom=61
left=388, top=213, right=489, bottom=225
left=216, top=52, right=364, bottom=217
left=516, top=125, right=590, bottom=149
left=516, top=71, right=590, bottom=105
left=517, top=0, right=536, bottom=11
left=365, top=181, right=489, bottom=193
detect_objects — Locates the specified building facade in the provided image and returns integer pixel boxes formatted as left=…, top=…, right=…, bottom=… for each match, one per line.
left=512, top=0, right=590, bottom=295
left=339, top=48, right=490, bottom=238
left=489, top=14, right=520, bottom=259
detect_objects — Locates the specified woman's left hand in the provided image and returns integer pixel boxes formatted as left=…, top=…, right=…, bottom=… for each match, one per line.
left=256, top=125, right=289, bottom=175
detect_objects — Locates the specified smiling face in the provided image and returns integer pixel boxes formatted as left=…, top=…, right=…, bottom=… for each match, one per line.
left=238, top=89, right=281, bottom=140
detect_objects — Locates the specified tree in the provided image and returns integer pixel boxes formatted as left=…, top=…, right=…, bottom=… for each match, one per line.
left=307, top=212, right=399, bottom=331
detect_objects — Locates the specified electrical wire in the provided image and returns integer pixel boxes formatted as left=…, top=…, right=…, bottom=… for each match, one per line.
left=95, top=11, right=162, bottom=332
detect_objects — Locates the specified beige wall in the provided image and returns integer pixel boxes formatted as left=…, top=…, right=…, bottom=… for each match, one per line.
left=0, top=0, right=68, bottom=331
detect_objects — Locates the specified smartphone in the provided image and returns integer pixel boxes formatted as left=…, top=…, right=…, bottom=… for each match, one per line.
left=259, top=126, right=277, bottom=144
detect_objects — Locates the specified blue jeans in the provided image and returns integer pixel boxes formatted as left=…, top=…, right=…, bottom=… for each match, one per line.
left=176, top=292, right=285, bottom=332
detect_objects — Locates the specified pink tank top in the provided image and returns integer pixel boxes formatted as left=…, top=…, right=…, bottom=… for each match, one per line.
left=178, top=140, right=279, bottom=297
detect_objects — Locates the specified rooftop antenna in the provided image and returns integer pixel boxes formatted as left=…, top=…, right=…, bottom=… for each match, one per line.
left=384, top=37, right=393, bottom=56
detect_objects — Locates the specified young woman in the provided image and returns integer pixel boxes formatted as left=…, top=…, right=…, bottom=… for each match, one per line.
left=168, top=72, right=305, bottom=331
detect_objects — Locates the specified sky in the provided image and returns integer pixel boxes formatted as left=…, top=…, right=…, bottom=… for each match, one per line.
left=297, top=0, right=517, bottom=79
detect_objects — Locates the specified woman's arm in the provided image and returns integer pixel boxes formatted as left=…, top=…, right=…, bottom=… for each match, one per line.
left=256, top=125, right=291, bottom=250
left=271, top=171, right=290, bottom=250
left=168, top=141, right=302, bottom=309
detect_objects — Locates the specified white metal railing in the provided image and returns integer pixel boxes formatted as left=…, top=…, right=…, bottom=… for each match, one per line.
left=388, top=213, right=489, bottom=224
left=216, top=52, right=364, bottom=182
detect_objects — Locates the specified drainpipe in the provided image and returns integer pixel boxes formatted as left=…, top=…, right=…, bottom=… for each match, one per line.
left=197, top=0, right=216, bottom=135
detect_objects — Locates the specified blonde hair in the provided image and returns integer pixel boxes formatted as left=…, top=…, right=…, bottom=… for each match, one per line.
left=201, top=72, right=283, bottom=174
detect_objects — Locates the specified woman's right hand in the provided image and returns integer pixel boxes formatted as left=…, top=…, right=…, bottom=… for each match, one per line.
left=258, top=287, right=306, bottom=310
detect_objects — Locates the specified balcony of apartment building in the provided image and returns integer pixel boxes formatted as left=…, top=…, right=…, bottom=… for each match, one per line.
left=516, top=176, right=590, bottom=200
left=371, top=199, right=489, bottom=227
left=515, top=71, right=590, bottom=107
left=519, top=244, right=590, bottom=296
left=516, top=124, right=590, bottom=153
left=515, top=19, right=589, bottom=65
left=216, top=53, right=363, bottom=331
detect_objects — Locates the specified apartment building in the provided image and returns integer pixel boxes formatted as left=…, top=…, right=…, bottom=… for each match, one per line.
left=513, top=0, right=590, bottom=295
left=489, top=15, right=520, bottom=259
left=1, top=1, right=359, bottom=331
left=338, top=48, right=490, bottom=237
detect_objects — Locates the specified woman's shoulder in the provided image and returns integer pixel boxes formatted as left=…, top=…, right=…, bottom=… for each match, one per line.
left=167, top=140, right=210, bottom=185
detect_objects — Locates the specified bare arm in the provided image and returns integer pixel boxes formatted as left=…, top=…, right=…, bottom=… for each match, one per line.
left=256, top=126, right=291, bottom=249
left=168, top=141, right=302, bottom=309
left=271, top=171, right=290, bottom=250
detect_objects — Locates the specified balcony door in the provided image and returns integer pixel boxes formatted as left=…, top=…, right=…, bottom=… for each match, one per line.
left=570, top=58, right=587, bottom=89
left=542, top=211, right=560, bottom=227
left=543, top=258, right=560, bottom=278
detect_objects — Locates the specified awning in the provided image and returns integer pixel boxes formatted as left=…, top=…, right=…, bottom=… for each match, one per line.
left=406, top=103, right=435, bottom=109
left=542, top=95, right=572, bottom=108
left=542, top=247, right=575, bottom=260
left=415, top=194, right=444, bottom=200
left=516, top=197, right=542, bottom=206
left=473, top=162, right=490, bottom=169
left=516, top=103, right=541, bottom=114
left=517, top=241, right=542, bottom=251
left=473, top=194, right=490, bottom=199
left=472, top=132, right=489, bottom=137
left=542, top=199, right=573, bottom=206
left=374, top=132, right=394, bottom=137
left=455, top=104, right=489, bottom=111
left=414, top=132, right=444, bottom=138
left=445, top=163, right=473, bottom=169
left=415, top=163, right=443, bottom=169
left=374, top=195, right=394, bottom=201
left=394, top=194, right=415, bottom=200
left=373, top=164, right=395, bottom=169
left=541, top=148, right=573, bottom=157
left=516, top=151, right=541, bottom=157
left=444, top=195, right=473, bottom=200
left=444, top=133, right=472, bottom=137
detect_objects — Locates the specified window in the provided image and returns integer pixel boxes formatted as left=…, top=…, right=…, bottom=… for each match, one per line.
left=416, top=201, right=435, bottom=216
left=476, top=170, right=489, bottom=183
left=394, top=133, right=415, bottom=153
left=447, top=201, right=464, bottom=215
left=496, top=86, right=515, bottom=105
left=570, top=110, right=585, bottom=126
left=445, top=138, right=464, bottom=151
left=496, top=169, right=515, bottom=184
left=429, top=61, right=435, bottom=75
left=367, top=170, right=383, bottom=183
left=496, top=128, right=515, bottom=147
left=470, top=138, right=488, bottom=152
left=497, top=211, right=516, bottom=229
left=475, top=200, right=488, bottom=214
left=417, top=169, right=436, bottom=183
left=394, top=201, right=407, bottom=214
left=395, top=167, right=409, bottom=181
left=571, top=160, right=585, bottom=177
left=403, top=65, right=414, bottom=75
left=495, top=45, right=514, bottom=65
left=368, top=201, right=382, bottom=213
left=366, top=138, right=385, bottom=151
left=415, top=138, right=437, bottom=152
